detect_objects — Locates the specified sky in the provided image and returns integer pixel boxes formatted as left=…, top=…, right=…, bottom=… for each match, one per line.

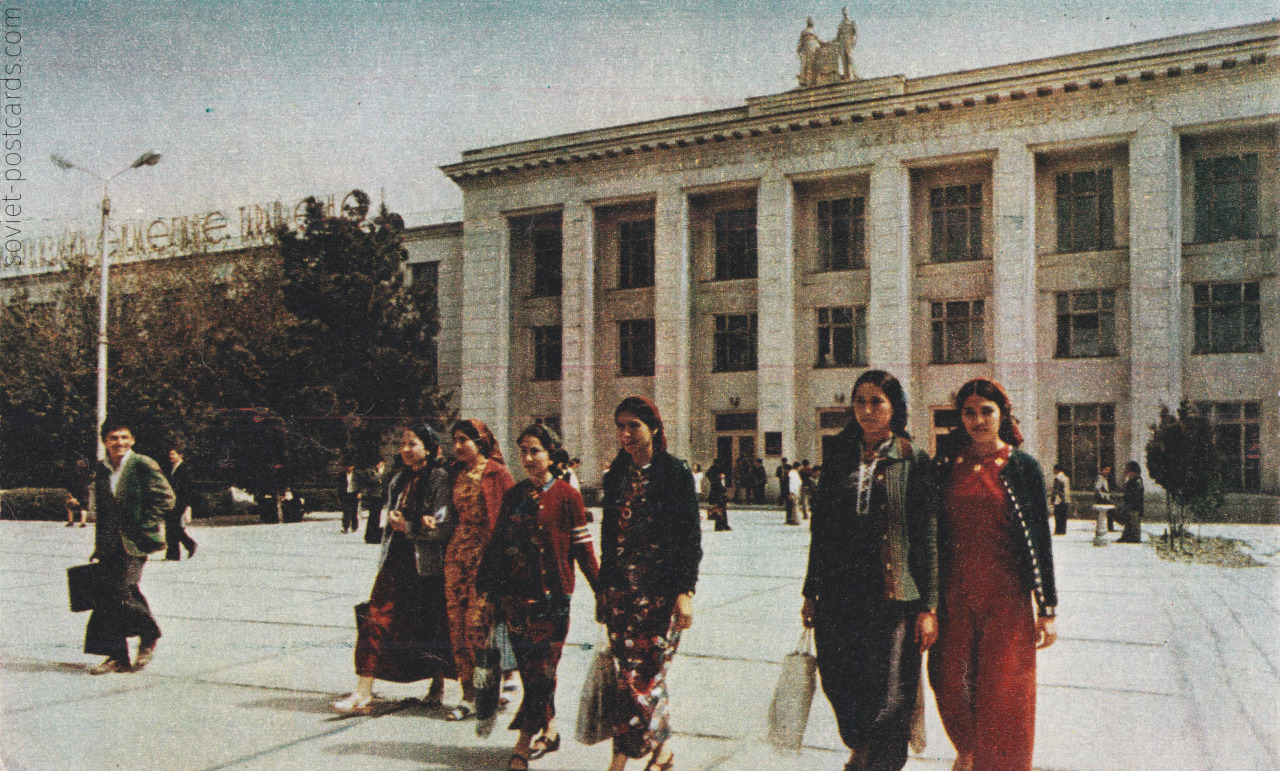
left=24, top=0, right=1280, bottom=238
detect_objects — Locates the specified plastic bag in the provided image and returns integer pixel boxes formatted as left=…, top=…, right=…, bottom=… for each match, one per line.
left=575, top=626, right=617, bottom=745
left=767, top=628, right=817, bottom=752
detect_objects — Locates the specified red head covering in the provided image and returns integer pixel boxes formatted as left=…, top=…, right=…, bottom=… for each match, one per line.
left=615, top=395, right=666, bottom=453
left=450, top=418, right=505, bottom=465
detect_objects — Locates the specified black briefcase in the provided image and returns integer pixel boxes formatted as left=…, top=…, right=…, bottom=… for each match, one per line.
left=67, top=563, right=102, bottom=612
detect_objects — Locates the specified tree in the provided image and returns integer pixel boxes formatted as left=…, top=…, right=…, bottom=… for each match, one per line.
left=1145, top=401, right=1224, bottom=539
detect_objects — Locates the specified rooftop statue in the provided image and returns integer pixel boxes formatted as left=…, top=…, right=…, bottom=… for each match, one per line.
left=797, top=7, right=858, bottom=88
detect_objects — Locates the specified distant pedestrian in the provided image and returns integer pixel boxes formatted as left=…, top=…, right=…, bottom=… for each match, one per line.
left=362, top=460, right=389, bottom=545
left=735, top=455, right=751, bottom=504
left=340, top=463, right=360, bottom=534
left=930, top=378, right=1057, bottom=771
left=66, top=457, right=91, bottom=527
left=707, top=461, right=730, bottom=531
left=797, top=459, right=814, bottom=520
left=1094, top=465, right=1115, bottom=533
left=1116, top=462, right=1144, bottom=544
left=163, top=447, right=198, bottom=560
left=84, top=418, right=174, bottom=675
left=1049, top=464, right=1071, bottom=535
left=691, top=463, right=705, bottom=501
left=776, top=457, right=791, bottom=506
left=752, top=457, right=768, bottom=504
left=785, top=464, right=802, bottom=525
left=564, top=457, right=582, bottom=491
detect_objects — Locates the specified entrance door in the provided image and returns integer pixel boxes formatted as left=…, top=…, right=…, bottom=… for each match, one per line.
left=714, top=411, right=758, bottom=497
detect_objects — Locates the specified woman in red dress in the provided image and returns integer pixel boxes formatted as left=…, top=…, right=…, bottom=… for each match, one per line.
left=929, top=379, right=1057, bottom=771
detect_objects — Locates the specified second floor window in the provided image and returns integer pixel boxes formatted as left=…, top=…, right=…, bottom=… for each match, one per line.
left=1056, top=169, right=1115, bottom=253
left=817, top=197, right=865, bottom=270
left=1055, top=290, right=1117, bottom=358
left=931, top=300, right=985, bottom=363
left=713, top=313, right=757, bottom=372
left=930, top=183, right=983, bottom=263
left=618, top=318, right=655, bottom=377
left=816, top=306, right=867, bottom=368
left=533, top=325, right=562, bottom=381
left=714, top=208, right=757, bottom=280
left=618, top=219, right=655, bottom=289
left=1193, top=282, right=1261, bottom=354
left=1193, top=153, right=1258, bottom=243
left=532, top=223, right=562, bottom=297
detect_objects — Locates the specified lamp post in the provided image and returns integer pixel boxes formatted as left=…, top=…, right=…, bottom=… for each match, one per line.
left=50, top=151, right=162, bottom=461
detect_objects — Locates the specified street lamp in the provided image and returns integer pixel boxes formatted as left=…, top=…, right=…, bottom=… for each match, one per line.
left=50, top=150, right=162, bottom=461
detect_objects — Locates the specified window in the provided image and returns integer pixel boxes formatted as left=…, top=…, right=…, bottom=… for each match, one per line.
left=1055, top=169, right=1115, bottom=253
left=1193, top=153, right=1259, bottom=243
left=1196, top=402, right=1262, bottom=493
left=713, top=313, right=757, bottom=372
left=817, top=197, right=865, bottom=270
left=1194, top=282, right=1262, bottom=354
left=714, top=209, right=757, bottom=280
left=1057, top=404, right=1116, bottom=487
left=714, top=412, right=757, bottom=432
left=618, top=219, right=655, bottom=289
left=618, top=318, right=655, bottom=377
left=532, top=325, right=562, bottom=381
left=930, top=184, right=983, bottom=262
left=930, top=300, right=985, bottom=363
left=1055, top=290, right=1117, bottom=358
left=816, top=306, right=867, bottom=368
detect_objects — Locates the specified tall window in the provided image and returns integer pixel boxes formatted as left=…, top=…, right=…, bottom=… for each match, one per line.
left=618, top=219, right=655, bottom=289
left=532, top=325, right=562, bottom=381
left=1057, top=404, right=1116, bottom=487
left=1055, top=290, right=1117, bottom=358
left=713, top=313, right=757, bottom=372
left=1056, top=169, right=1115, bottom=253
left=817, top=197, right=865, bottom=270
left=1193, top=282, right=1262, bottom=354
left=1193, top=153, right=1259, bottom=243
left=618, top=318, right=655, bottom=377
left=714, top=209, right=757, bottom=280
left=816, top=306, right=867, bottom=368
left=1195, top=402, right=1262, bottom=493
left=930, top=300, right=985, bottom=363
left=532, top=221, right=562, bottom=297
left=930, top=184, right=983, bottom=263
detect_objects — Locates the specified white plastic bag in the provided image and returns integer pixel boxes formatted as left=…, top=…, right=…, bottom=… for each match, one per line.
left=767, top=628, right=818, bottom=751
left=575, top=626, right=617, bottom=746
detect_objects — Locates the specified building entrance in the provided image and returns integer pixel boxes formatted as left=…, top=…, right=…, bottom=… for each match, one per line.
left=715, top=412, right=757, bottom=502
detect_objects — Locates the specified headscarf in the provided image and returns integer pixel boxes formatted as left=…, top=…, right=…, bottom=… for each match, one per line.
left=614, top=395, right=667, bottom=453
left=451, top=418, right=505, bottom=465
left=953, top=377, right=1024, bottom=447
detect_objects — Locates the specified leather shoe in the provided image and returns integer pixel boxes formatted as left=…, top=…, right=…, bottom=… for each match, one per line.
left=134, top=640, right=158, bottom=670
left=89, top=657, right=130, bottom=675
left=186, top=542, right=197, bottom=558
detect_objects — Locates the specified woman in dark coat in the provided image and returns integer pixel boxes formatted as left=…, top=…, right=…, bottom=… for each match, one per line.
left=706, top=460, right=730, bottom=531
left=802, top=370, right=939, bottom=771
left=929, top=378, right=1058, bottom=771
left=332, top=423, right=455, bottom=712
left=476, top=424, right=599, bottom=771
left=598, top=396, right=701, bottom=771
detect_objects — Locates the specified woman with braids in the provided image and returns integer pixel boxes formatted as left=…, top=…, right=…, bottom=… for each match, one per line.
left=475, top=424, right=599, bottom=771
left=929, top=378, right=1058, bottom=771
left=444, top=418, right=516, bottom=721
left=598, top=396, right=701, bottom=771
left=332, top=422, right=455, bottom=713
left=801, top=370, right=939, bottom=771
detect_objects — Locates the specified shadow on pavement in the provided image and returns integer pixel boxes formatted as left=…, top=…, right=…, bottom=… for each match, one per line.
left=0, top=660, right=92, bottom=675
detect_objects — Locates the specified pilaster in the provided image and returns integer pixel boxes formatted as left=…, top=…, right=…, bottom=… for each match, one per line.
left=992, top=142, right=1039, bottom=456
left=459, top=210, right=511, bottom=445
left=867, top=158, right=914, bottom=417
left=756, top=170, right=797, bottom=460
left=559, top=201, right=596, bottom=480
left=654, top=182, right=692, bottom=458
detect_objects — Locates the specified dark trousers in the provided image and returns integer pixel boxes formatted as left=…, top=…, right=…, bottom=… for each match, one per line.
left=341, top=493, right=360, bottom=532
left=1052, top=503, right=1069, bottom=535
left=363, top=496, right=385, bottom=544
left=1117, top=505, right=1142, bottom=543
left=164, top=513, right=197, bottom=559
left=84, top=555, right=160, bottom=661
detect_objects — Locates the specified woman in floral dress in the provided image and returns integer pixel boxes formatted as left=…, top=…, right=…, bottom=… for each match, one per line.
left=444, top=418, right=516, bottom=720
left=598, top=396, right=701, bottom=771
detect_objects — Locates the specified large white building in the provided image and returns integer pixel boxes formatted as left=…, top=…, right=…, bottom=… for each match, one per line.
left=428, top=21, right=1278, bottom=518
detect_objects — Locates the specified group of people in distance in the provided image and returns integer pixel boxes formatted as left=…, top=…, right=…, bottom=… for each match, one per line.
left=333, top=396, right=697, bottom=771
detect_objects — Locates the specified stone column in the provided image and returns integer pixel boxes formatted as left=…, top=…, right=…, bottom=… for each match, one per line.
left=1128, top=122, right=1182, bottom=466
left=867, top=158, right=914, bottom=422
left=756, top=170, right=797, bottom=461
left=459, top=208, right=512, bottom=445
left=559, top=201, right=596, bottom=484
left=654, top=181, right=692, bottom=458
left=992, top=142, right=1039, bottom=457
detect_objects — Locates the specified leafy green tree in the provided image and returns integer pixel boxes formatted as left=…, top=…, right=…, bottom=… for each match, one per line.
left=1146, top=401, right=1224, bottom=539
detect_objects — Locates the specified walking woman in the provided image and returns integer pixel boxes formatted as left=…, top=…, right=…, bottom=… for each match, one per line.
left=444, top=418, right=516, bottom=720
left=598, top=396, right=701, bottom=771
left=929, top=378, right=1057, bottom=771
left=332, top=423, right=455, bottom=713
left=707, top=460, right=730, bottom=531
left=476, top=425, right=599, bottom=770
left=801, top=370, right=939, bottom=771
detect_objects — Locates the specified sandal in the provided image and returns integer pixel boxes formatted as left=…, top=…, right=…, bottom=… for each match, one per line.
left=643, top=746, right=674, bottom=771
left=446, top=702, right=475, bottom=721
left=507, top=752, right=531, bottom=771
left=331, top=693, right=374, bottom=713
left=528, top=732, right=560, bottom=759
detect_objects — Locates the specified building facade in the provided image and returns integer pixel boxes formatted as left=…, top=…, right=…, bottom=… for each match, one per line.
left=439, top=22, right=1279, bottom=517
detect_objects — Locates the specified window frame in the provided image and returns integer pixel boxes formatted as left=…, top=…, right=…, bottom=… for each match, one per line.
left=713, top=208, right=758, bottom=280
left=816, top=196, right=866, bottom=271
left=1192, top=153, right=1259, bottom=244
left=1056, top=403, right=1117, bottom=488
left=1055, top=168, right=1115, bottom=254
left=532, top=324, right=562, bottom=381
left=815, top=305, right=868, bottom=368
left=712, top=313, right=758, bottom=372
left=617, top=318, right=656, bottom=377
left=617, top=218, right=655, bottom=289
left=930, top=299, right=986, bottom=364
left=531, top=221, right=562, bottom=298
left=929, top=183, right=984, bottom=263
left=1196, top=401, right=1262, bottom=493
left=1192, top=281, right=1262, bottom=355
left=1054, top=289, right=1118, bottom=359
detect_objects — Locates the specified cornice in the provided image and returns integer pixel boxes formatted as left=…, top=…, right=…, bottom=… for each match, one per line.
left=441, top=20, right=1280, bottom=184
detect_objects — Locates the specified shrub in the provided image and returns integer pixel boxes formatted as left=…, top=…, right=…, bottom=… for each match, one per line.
left=0, top=488, right=73, bottom=521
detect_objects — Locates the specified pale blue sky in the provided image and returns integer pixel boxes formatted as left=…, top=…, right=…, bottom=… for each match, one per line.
left=28, top=0, right=1280, bottom=234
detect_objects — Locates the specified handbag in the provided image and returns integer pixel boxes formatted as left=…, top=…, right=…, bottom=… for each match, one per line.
left=67, top=562, right=102, bottom=613
left=473, top=624, right=503, bottom=737
left=575, top=625, right=617, bottom=746
left=767, top=627, right=818, bottom=752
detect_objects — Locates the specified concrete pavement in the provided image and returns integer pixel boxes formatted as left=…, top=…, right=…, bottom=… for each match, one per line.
left=1, top=510, right=1276, bottom=770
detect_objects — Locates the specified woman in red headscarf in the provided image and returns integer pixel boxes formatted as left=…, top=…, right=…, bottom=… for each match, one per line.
left=598, top=396, right=702, bottom=771
left=444, top=418, right=516, bottom=720
left=929, top=378, right=1057, bottom=771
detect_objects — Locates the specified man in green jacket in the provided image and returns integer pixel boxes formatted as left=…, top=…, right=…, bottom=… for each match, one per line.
left=84, top=418, right=175, bottom=674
